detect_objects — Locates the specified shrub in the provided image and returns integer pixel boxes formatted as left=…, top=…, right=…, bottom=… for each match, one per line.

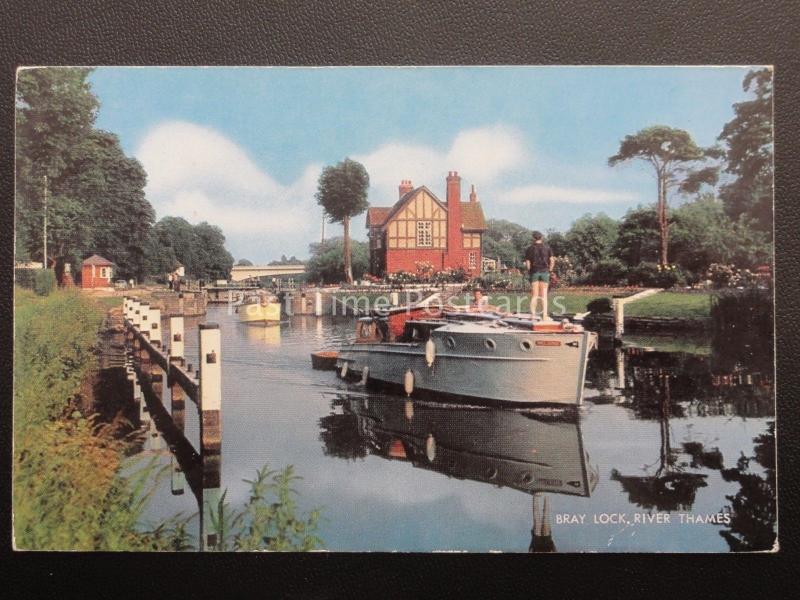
left=628, top=262, right=684, bottom=289
left=15, top=268, right=39, bottom=290
left=587, top=258, right=626, bottom=286
left=34, top=269, right=57, bottom=296
left=586, top=297, right=613, bottom=314
left=552, top=256, right=578, bottom=286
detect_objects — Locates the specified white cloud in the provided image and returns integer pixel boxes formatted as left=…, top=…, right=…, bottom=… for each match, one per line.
left=500, top=184, right=639, bottom=205
left=136, top=121, right=322, bottom=260
left=354, top=124, right=528, bottom=203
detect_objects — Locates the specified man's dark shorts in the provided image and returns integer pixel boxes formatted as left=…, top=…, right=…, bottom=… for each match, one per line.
left=528, top=271, right=550, bottom=283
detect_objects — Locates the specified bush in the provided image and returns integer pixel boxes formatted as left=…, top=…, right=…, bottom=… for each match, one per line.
left=586, top=297, right=613, bottom=314
left=627, top=262, right=684, bottom=289
left=14, top=268, right=39, bottom=290
left=34, top=269, right=57, bottom=296
left=587, top=258, right=626, bottom=286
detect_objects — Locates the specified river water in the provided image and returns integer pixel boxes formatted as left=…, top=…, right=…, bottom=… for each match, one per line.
left=138, top=305, right=776, bottom=552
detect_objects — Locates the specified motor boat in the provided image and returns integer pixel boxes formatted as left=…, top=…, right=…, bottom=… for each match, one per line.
left=237, top=291, right=281, bottom=325
left=333, top=304, right=597, bottom=406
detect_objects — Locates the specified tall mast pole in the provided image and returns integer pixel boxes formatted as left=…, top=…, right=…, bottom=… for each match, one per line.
left=321, top=209, right=326, bottom=244
left=42, top=174, right=48, bottom=268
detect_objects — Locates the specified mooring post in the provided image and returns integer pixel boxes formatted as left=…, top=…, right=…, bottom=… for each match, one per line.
left=178, top=292, right=185, bottom=316
left=390, top=291, right=399, bottom=306
left=199, top=323, right=222, bottom=551
left=314, top=290, right=323, bottom=316
left=169, top=316, right=186, bottom=495
left=613, top=298, right=625, bottom=338
left=149, top=307, right=164, bottom=442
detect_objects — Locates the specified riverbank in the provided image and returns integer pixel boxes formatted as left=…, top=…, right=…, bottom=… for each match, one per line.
left=12, top=287, right=182, bottom=550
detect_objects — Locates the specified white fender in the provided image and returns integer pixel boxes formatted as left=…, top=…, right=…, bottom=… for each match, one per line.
left=425, top=433, right=436, bottom=462
left=361, top=365, right=369, bottom=385
left=425, top=338, right=436, bottom=367
left=340, top=361, right=348, bottom=378
left=403, top=368, right=414, bottom=396
left=404, top=400, right=414, bottom=421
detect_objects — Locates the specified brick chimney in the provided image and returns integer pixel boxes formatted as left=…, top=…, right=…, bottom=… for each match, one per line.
left=469, top=184, right=478, bottom=203
left=399, top=179, right=413, bottom=199
left=446, top=171, right=462, bottom=260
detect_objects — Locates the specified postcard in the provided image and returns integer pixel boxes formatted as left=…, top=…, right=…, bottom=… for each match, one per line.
left=13, top=66, right=775, bottom=552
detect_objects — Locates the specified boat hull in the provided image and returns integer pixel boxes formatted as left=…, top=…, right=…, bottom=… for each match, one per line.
left=238, top=301, right=281, bottom=324
left=336, top=327, right=596, bottom=406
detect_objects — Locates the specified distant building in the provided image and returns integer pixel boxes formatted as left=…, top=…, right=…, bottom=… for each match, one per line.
left=366, top=171, right=487, bottom=276
left=81, top=254, right=114, bottom=288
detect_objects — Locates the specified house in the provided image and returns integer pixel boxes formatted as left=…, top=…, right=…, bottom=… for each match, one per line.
left=81, top=254, right=114, bottom=288
left=366, top=171, right=487, bottom=276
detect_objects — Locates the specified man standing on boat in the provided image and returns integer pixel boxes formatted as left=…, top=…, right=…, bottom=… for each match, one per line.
left=525, top=231, right=555, bottom=321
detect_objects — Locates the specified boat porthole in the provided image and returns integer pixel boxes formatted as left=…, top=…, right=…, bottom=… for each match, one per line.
left=520, top=473, right=533, bottom=484
left=486, top=467, right=498, bottom=480
left=445, top=336, right=456, bottom=349
left=484, top=338, right=497, bottom=351
left=520, top=339, right=532, bottom=351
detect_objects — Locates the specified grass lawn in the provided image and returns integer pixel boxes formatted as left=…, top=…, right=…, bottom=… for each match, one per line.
left=624, top=292, right=712, bottom=319
left=452, top=291, right=609, bottom=315
left=94, top=296, right=122, bottom=309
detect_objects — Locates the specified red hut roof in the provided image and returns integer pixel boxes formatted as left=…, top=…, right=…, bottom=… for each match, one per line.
left=82, top=254, right=114, bottom=266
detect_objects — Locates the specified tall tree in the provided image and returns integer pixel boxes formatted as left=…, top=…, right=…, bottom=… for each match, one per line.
left=718, top=68, right=773, bottom=233
left=609, top=126, right=720, bottom=266
left=16, top=68, right=99, bottom=263
left=146, top=217, right=233, bottom=280
left=315, top=158, right=369, bottom=283
left=564, top=213, right=619, bottom=271
left=306, top=237, right=369, bottom=285
left=482, top=219, right=532, bottom=268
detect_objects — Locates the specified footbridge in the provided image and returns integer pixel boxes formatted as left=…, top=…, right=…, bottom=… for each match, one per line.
left=229, top=264, right=306, bottom=282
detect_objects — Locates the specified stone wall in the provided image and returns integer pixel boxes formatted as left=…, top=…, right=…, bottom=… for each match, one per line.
left=149, top=290, right=207, bottom=317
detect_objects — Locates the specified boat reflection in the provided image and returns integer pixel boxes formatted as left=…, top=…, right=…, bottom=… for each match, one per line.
left=319, top=394, right=598, bottom=552
left=242, top=322, right=281, bottom=346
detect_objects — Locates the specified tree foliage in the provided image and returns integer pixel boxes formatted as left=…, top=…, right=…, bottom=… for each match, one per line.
left=564, top=213, right=619, bottom=271
left=146, top=217, right=234, bottom=280
left=609, top=125, right=720, bottom=265
left=718, top=68, right=773, bottom=233
left=482, top=219, right=532, bottom=267
left=315, top=158, right=370, bottom=283
left=306, top=237, right=369, bottom=285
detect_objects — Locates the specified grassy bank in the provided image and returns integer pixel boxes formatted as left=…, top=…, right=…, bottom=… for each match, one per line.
left=13, top=287, right=176, bottom=550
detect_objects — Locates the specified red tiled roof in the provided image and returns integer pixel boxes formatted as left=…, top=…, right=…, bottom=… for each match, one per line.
left=82, top=254, right=114, bottom=266
left=461, top=202, right=487, bottom=231
left=366, top=207, right=392, bottom=227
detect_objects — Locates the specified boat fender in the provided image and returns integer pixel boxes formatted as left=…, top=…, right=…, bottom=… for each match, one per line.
left=361, top=365, right=369, bottom=385
left=403, top=369, right=414, bottom=396
left=425, top=434, right=436, bottom=462
left=340, top=361, right=348, bottom=379
left=425, top=338, right=436, bottom=367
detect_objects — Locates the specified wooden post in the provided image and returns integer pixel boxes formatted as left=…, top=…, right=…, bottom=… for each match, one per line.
left=149, top=307, right=162, bottom=349
left=199, top=323, right=222, bottom=551
left=613, top=298, right=625, bottom=338
left=178, top=292, right=185, bottom=316
left=390, top=291, right=399, bottom=306
left=169, top=316, right=186, bottom=495
left=314, top=290, right=323, bottom=316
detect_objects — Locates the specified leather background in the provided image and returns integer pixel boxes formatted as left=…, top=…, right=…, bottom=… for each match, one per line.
left=0, top=1, right=797, bottom=597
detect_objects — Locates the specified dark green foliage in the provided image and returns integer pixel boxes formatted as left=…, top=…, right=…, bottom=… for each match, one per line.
left=307, top=237, right=369, bottom=284
left=145, top=217, right=234, bottom=280
left=34, top=269, right=56, bottom=295
left=586, top=297, right=613, bottom=314
left=718, top=69, right=773, bottom=232
left=613, top=206, right=660, bottom=266
left=236, top=258, right=254, bottom=266
left=626, top=262, right=683, bottom=288
left=587, top=258, right=626, bottom=286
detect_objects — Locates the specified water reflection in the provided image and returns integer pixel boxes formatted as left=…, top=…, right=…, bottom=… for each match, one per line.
left=320, top=394, right=598, bottom=552
left=242, top=322, right=281, bottom=346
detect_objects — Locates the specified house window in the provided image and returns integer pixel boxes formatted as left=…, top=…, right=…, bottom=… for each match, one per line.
left=468, top=252, right=477, bottom=270
left=416, top=221, right=433, bottom=247
left=100, top=267, right=109, bottom=279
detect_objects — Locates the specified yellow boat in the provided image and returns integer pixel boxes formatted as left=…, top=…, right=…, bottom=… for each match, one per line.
left=238, top=293, right=281, bottom=324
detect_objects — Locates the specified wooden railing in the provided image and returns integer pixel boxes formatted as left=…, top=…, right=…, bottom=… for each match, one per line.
left=123, top=295, right=222, bottom=551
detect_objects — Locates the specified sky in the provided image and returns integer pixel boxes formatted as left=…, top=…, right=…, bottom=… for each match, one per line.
left=89, top=66, right=759, bottom=263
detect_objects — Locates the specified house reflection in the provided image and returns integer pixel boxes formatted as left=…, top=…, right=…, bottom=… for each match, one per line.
left=319, top=394, right=598, bottom=552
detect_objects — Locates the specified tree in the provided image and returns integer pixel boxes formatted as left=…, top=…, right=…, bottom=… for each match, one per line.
left=718, top=68, right=773, bottom=233
left=609, top=126, right=721, bottom=266
left=564, top=213, right=619, bottom=272
left=306, top=237, right=369, bottom=285
left=236, top=258, right=254, bottom=266
left=482, top=219, right=531, bottom=268
left=145, top=217, right=233, bottom=280
left=613, top=206, right=660, bottom=267
left=315, top=158, right=369, bottom=283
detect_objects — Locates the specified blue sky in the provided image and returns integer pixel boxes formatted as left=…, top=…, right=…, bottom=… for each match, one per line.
left=90, top=66, right=758, bottom=263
